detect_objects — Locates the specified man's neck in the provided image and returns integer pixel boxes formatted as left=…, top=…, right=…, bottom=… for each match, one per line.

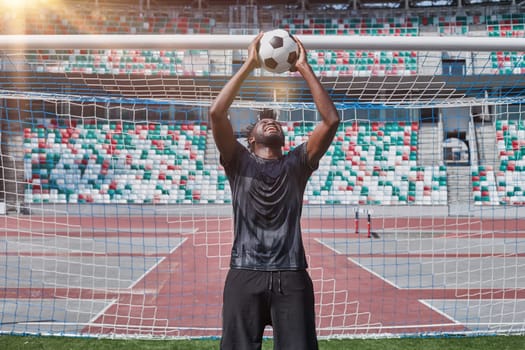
left=253, top=144, right=282, bottom=159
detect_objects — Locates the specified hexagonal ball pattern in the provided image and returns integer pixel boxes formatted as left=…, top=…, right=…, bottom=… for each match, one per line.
left=258, top=29, right=299, bottom=74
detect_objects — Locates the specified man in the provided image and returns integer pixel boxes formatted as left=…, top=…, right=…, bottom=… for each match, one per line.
left=209, top=32, right=340, bottom=350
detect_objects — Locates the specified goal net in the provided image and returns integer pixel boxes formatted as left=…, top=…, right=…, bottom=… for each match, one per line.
left=0, top=34, right=524, bottom=339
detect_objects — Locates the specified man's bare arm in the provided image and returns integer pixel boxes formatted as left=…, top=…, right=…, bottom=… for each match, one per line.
left=293, top=38, right=340, bottom=166
left=209, top=33, right=263, bottom=164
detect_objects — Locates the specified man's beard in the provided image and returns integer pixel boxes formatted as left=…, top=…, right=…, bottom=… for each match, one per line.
left=255, top=132, right=284, bottom=147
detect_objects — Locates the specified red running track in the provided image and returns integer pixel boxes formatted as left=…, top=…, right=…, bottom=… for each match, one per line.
left=1, top=215, right=524, bottom=338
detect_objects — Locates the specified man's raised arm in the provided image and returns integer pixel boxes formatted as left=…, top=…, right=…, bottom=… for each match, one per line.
left=293, top=38, right=340, bottom=167
left=209, top=33, right=263, bottom=165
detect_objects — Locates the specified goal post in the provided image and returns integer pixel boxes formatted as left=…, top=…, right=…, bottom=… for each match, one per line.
left=0, top=34, right=524, bottom=339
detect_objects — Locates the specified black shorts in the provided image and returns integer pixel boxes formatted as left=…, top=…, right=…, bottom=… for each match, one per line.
left=220, top=269, right=318, bottom=350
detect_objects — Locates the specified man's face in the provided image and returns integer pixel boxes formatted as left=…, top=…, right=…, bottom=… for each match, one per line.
left=251, top=118, right=284, bottom=148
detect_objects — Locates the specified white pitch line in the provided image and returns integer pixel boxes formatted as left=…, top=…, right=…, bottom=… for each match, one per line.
left=85, top=237, right=188, bottom=326
left=86, top=298, right=120, bottom=327
left=346, top=257, right=401, bottom=289
left=315, top=238, right=400, bottom=289
left=127, top=237, right=188, bottom=291
left=305, top=229, right=355, bottom=234
left=419, top=299, right=462, bottom=325
left=315, top=238, right=345, bottom=255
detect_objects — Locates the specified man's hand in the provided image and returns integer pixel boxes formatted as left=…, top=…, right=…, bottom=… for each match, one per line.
left=246, top=32, right=264, bottom=70
left=290, top=35, right=308, bottom=73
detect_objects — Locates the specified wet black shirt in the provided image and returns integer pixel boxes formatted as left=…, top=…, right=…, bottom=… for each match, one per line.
left=221, top=142, right=317, bottom=271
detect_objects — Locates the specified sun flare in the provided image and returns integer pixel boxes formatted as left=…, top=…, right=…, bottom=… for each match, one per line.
left=0, top=0, right=62, bottom=12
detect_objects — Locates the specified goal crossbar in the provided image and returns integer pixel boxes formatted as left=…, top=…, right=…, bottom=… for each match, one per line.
left=0, top=34, right=524, bottom=51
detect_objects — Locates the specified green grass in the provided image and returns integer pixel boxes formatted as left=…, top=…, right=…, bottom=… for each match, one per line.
left=1, top=335, right=524, bottom=350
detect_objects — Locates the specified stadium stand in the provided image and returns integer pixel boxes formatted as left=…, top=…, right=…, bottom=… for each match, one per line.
left=7, top=4, right=525, bottom=77
left=23, top=120, right=229, bottom=204
left=2, top=0, right=525, bottom=208
left=23, top=120, right=449, bottom=205
left=495, top=119, right=525, bottom=205
left=470, top=119, right=525, bottom=205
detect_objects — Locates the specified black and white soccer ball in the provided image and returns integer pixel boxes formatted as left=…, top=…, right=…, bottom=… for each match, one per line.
left=257, top=29, right=299, bottom=74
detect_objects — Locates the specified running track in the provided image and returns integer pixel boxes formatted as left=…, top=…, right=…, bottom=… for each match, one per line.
left=1, top=215, right=524, bottom=338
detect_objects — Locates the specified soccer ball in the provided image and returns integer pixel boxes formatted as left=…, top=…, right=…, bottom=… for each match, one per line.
left=257, top=29, right=299, bottom=74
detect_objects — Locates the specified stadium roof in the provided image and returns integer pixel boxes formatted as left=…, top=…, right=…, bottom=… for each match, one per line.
left=99, top=0, right=513, bottom=10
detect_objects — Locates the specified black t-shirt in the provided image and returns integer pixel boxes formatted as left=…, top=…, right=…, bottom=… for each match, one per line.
left=221, top=142, right=317, bottom=271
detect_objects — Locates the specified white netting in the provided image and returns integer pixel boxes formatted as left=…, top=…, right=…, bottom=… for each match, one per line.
left=0, top=34, right=524, bottom=339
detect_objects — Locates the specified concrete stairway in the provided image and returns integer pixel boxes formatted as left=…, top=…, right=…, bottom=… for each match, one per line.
left=474, top=122, right=499, bottom=170
left=204, top=127, right=220, bottom=166
left=417, top=124, right=441, bottom=166
left=446, top=165, right=472, bottom=206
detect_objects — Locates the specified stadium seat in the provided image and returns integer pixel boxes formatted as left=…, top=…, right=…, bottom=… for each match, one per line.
left=489, top=119, right=525, bottom=205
